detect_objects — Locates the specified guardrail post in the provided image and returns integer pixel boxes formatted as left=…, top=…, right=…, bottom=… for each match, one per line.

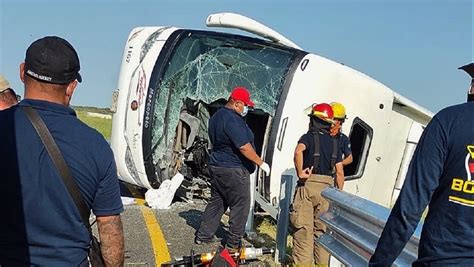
left=245, top=172, right=257, bottom=235
left=274, top=174, right=296, bottom=263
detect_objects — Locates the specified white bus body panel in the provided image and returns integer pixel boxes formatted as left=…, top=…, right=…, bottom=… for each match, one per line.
left=111, top=27, right=178, bottom=188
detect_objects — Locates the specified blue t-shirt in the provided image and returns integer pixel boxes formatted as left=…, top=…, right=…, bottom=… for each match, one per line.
left=298, top=131, right=342, bottom=176
left=208, top=107, right=256, bottom=173
left=339, top=133, right=352, bottom=158
left=0, top=100, right=124, bottom=266
left=370, top=102, right=474, bottom=266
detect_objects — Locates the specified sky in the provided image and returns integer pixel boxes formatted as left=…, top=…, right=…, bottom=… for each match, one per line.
left=0, top=0, right=472, bottom=113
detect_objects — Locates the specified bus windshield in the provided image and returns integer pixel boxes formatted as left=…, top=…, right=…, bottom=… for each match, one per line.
left=149, top=31, right=297, bottom=179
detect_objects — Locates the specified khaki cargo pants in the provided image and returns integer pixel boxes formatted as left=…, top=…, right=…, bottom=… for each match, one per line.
left=290, top=174, right=333, bottom=266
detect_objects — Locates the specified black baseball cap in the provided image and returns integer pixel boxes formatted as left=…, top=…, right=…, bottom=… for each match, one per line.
left=24, top=36, right=82, bottom=84
left=459, top=63, right=474, bottom=79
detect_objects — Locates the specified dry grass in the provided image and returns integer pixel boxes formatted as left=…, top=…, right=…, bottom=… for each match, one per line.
left=253, top=215, right=294, bottom=265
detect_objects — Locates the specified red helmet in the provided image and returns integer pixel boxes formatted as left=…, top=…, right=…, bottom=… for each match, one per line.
left=310, top=103, right=334, bottom=123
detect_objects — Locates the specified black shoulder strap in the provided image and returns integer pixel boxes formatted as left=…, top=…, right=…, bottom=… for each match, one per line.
left=331, top=137, right=338, bottom=170
left=312, top=132, right=320, bottom=174
left=22, top=106, right=91, bottom=228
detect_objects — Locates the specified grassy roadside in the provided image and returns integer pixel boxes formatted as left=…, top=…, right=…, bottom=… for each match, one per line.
left=74, top=107, right=112, bottom=140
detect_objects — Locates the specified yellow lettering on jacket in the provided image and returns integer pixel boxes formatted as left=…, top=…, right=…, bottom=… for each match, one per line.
left=452, top=178, right=464, bottom=191
left=451, top=178, right=474, bottom=194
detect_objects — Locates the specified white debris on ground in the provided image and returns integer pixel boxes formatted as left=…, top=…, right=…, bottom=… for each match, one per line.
left=145, top=172, right=184, bottom=209
left=121, top=196, right=136, bottom=205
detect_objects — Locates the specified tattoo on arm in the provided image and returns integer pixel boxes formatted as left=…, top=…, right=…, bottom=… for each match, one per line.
left=97, top=215, right=125, bottom=267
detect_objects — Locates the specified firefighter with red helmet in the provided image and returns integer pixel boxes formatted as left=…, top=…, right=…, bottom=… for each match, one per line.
left=290, top=103, right=344, bottom=265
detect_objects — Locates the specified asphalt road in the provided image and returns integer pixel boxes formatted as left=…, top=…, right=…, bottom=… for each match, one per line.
left=119, top=200, right=219, bottom=266
left=117, top=182, right=275, bottom=266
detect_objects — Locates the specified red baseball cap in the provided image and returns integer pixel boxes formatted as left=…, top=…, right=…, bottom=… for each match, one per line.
left=230, top=86, right=255, bottom=107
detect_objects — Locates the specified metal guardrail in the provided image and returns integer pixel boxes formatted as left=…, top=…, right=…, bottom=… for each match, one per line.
left=318, top=187, right=423, bottom=266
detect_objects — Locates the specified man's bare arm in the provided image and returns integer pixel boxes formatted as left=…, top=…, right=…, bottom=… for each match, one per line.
left=97, top=215, right=125, bottom=267
left=342, top=154, right=353, bottom=166
left=294, top=143, right=307, bottom=178
left=335, top=162, right=344, bottom=190
left=240, top=143, right=264, bottom=166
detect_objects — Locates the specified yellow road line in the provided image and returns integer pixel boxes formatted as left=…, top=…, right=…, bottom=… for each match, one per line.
left=136, top=199, right=171, bottom=265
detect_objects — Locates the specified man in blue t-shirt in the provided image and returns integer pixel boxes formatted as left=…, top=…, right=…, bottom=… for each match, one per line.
left=369, top=101, right=474, bottom=265
left=0, top=36, right=124, bottom=266
left=330, top=102, right=352, bottom=166
left=195, top=87, right=270, bottom=249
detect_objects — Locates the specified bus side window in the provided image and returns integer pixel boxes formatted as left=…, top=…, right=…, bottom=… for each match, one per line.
left=344, top=117, right=373, bottom=180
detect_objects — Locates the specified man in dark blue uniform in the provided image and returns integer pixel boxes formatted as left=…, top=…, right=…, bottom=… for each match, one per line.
left=330, top=102, right=352, bottom=166
left=369, top=67, right=474, bottom=265
left=291, top=103, right=344, bottom=265
left=195, top=87, right=270, bottom=249
left=0, top=36, right=124, bottom=266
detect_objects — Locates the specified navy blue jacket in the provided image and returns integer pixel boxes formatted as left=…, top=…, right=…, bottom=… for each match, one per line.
left=0, top=100, right=123, bottom=266
left=370, top=102, right=474, bottom=266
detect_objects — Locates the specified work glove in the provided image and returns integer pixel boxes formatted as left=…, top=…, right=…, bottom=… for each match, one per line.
left=260, top=162, right=271, bottom=176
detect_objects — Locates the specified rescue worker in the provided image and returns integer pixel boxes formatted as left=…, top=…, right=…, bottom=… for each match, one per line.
left=330, top=102, right=352, bottom=166
left=291, top=103, right=344, bottom=265
left=0, top=36, right=124, bottom=266
left=195, top=86, right=271, bottom=249
left=369, top=63, right=474, bottom=266
left=0, top=74, right=18, bottom=110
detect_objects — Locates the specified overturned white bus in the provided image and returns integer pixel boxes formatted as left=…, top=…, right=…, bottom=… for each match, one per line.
left=110, top=13, right=432, bottom=216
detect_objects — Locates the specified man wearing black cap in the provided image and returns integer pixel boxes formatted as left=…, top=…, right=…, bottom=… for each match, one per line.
left=195, top=86, right=270, bottom=249
left=0, top=36, right=124, bottom=266
left=369, top=63, right=474, bottom=266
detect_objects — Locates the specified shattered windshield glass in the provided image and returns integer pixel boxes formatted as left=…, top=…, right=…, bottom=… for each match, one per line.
left=150, top=31, right=296, bottom=171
